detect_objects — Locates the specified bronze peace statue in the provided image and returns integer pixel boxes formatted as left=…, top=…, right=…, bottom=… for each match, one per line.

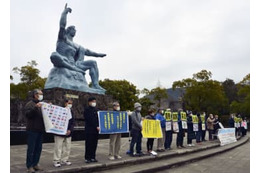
left=45, top=4, right=106, bottom=94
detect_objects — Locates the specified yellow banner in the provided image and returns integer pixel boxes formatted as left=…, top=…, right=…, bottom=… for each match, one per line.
left=142, top=119, right=162, bottom=138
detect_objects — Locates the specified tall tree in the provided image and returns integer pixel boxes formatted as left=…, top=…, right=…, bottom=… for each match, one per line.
left=172, top=70, right=228, bottom=114
left=230, top=74, right=250, bottom=117
left=150, top=87, right=168, bottom=107
left=222, top=78, right=238, bottom=104
left=11, top=60, right=47, bottom=99
left=99, top=79, right=139, bottom=111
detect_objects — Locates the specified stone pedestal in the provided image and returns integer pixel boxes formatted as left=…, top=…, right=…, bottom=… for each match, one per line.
left=43, top=88, right=114, bottom=126
left=44, top=67, right=105, bottom=94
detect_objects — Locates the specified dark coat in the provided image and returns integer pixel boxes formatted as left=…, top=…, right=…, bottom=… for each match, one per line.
left=177, top=112, right=183, bottom=133
left=24, top=99, right=45, bottom=132
left=84, top=106, right=99, bottom=134
left=228, top=117, right=235, bottom=128
left=187, top=116, right=195, bottom=139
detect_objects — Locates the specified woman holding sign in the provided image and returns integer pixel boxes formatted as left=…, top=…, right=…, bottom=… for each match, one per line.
left=145, top=108, right=158, bottom=156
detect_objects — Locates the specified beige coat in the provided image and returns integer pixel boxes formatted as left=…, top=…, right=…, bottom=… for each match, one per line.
left=207, top=117, right=215, bottom=130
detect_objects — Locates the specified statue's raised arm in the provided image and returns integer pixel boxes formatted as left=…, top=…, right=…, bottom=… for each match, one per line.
left=58, top=3, right=72, bottom=41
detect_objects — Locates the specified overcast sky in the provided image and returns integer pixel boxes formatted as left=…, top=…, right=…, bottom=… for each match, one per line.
left=10, top=0, right=250, bottom=90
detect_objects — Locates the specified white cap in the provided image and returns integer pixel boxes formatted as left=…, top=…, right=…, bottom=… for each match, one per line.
left=134, top=102, right=142, bottom=109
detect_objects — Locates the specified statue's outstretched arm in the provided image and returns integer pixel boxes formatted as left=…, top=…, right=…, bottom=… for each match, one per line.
left=85, top=48, right=106, bottom=58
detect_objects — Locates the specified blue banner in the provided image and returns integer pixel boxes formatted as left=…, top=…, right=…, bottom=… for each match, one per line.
left=98, top=111, right=129, bottom=134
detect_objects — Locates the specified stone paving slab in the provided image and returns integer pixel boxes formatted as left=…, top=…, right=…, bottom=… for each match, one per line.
left=10, top=133, right=244, bottom=173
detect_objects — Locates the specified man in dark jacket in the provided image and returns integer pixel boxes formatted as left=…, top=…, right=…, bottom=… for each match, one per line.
left=24, top=89, right=45, bottom=173
left=176, top=109, right=185, bottom=148
left=84, top=97, right=100, bottom=163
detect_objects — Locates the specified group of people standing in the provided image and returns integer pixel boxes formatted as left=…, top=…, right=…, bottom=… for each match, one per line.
left=23, top=88, right=248, bottom=173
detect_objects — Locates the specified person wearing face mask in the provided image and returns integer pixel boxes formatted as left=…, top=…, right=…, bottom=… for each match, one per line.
left=24, top=89, right=45, bottom=173
left=84, top=97, right=100, bottom=163
left=129, top=102, right=143, bottom=157
left=53, top=99, right=75, bottom=167
left=108, top=101, right=122, bottom=160
left=155, top=108, right=166, bottom=152
left=228, top=114, right=235, bottom=128
left=145, top=108, right=157, bottom=156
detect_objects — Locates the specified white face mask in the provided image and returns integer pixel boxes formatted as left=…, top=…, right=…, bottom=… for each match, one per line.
left=67, top=104, right=72, bottom=108
left=115, top=107, right=120, bottom=111
left=38, top=95, right=43, bottom=101
left=136, top=107, right=142, bottom=112
left=90, top=102, right=96, bottom=107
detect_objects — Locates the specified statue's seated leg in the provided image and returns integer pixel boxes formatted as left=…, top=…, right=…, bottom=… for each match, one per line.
left=50, top=52, right=85, bottom=74
left=76, top=60, right=105, bottom=91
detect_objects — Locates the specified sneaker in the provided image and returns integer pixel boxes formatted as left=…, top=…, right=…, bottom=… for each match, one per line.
left=150, top=151, right=158, bottom=156
left=85, top=159, right=91, bottom=163
left=53, top=162, right=61, bottom=167
left=115, top=155, right=122, bottom=159
left=191, top=144, right=195, bottom=146
left=187, top=144, right=192, bottom=147
left=61, top=161, right=72, bottom=166
left=90, top=159, right=98, bottom=162
left=108, top=156, right=115, bottom=160
left=27, top=167, right=35, bottom=173
left=177, top=146, right=182, bottom=149
left=33, top=165, right=43, bottom=171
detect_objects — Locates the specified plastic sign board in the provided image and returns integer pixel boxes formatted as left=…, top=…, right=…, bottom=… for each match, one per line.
left=98, top=111, right=129, bottom=134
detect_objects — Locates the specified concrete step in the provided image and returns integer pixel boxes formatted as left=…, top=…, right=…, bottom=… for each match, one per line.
left=93, top=136, right=249, bottom=173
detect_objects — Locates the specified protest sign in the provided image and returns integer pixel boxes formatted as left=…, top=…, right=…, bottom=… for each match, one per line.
left=193, top=123, right=198, bottom=131
left=41, top=102, right=71, bottom=135
left=164, top=111, right=172, bottom=121
left=201, top=114, right=205, bottom=123
left=98, top=111, right=129, bottom=134
left=192, top=115, right=199, bottom=124
left=173, top=122, right=179, bottom=132
left=172, top=112, right=178, bottom=122
left=219, top=122, right=224, bottom=129
left=202, top=123, right=206, bottom=130
left=182, top=121, right=187, bottom=129
left=181, top=112, right=187, bottom=121
left=165, top=121, right=172, bottom=131
left=142, top=119, right=162, bottom=138
left=218, top=128, right=237, bottom=146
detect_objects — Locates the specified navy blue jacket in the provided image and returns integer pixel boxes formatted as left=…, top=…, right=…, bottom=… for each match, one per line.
left=228, top=117, right=235, bottom=128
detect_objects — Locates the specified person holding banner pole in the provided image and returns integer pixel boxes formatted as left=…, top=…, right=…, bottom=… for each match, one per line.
left=84, top=97, right=100, bottom=163
left=108, top=102, right=122, bottom=160
left=155, top=108, right=166, bottom=152
left=201, top=112, right=207, bottom=142
left=213, top=115, right=220, bottom=140
left=24, top=89, right=45, bottom=173
left=187, top=112, right=195, bottom=147
left=176, top=109, right=185, bottom=149
left=196, top=113, right=202, bottom=144
left=206, top=114, right=215, bottom=141
left=53, top=99, right=74, bottom=167
left=129, top=102, right=143, bottom=157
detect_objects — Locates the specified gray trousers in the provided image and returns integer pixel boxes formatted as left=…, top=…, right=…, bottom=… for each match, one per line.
left=157, top=128, right=166, bottom=150
left=109, top=133, right=121, bottom=156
